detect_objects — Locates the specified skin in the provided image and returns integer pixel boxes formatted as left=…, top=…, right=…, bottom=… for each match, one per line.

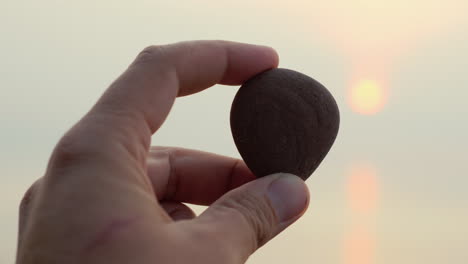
left=16, top=40, right=310, bottom=264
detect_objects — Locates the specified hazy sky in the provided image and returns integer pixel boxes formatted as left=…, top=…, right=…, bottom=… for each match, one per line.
left=1, top=1, right=467, bottom=263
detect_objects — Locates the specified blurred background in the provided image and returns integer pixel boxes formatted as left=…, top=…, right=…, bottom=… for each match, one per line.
left=1, top=0, right=467, bottom=263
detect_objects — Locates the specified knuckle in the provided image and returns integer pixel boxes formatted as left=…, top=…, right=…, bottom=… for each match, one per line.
left=19, top=179, right=41, bottom=214
left=134, top=45, right=167, bottom=65
left=220, top=192, right=278, bottom=249
left=50, top=134, right=98, bottom=170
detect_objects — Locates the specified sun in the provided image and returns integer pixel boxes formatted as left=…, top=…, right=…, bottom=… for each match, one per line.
left=349, top=79, right=386, bottom=115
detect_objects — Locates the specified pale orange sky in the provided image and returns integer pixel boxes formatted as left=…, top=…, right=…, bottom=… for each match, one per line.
left=1, top=1, right=468, bottom=263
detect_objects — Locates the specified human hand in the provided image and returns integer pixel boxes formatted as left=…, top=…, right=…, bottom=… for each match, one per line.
left=17, top=40, right=310, bottom=264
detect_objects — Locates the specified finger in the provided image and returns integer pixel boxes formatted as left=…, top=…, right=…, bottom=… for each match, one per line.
left=44, top=41, right=278, bottom=217
left=160, top=201, right=196, bottom=221
left=62, top=41, right=279, bottom=164
left=147, top=146, right=256, bottom=205
left=186, top=174, right=309, bottom=263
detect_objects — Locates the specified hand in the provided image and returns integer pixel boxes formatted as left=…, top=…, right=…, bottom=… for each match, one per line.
left=17, top=40, right=310, bottom=264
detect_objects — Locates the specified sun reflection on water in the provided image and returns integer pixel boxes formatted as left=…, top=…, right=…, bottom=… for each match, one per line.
left=344, top=162, right=379, bottom=264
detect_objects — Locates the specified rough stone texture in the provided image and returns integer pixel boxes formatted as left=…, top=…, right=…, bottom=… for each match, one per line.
left=230, top=68, right=340, bottom=180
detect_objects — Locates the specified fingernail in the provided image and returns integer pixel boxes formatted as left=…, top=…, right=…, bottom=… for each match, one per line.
left=267, top=174, right=309, bottom=223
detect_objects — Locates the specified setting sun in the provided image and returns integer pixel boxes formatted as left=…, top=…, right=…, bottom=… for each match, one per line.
left=349, top=79, right=386, bottom=115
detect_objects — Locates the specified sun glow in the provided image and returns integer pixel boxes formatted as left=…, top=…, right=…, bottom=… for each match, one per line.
left=349, top=79, right=386, bottom=115
left=274, top=0, right=464, bottom=117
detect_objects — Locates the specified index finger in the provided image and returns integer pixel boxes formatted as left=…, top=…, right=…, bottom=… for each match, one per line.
left=97, top=40, right=278, bottom=129
left=79, top=40, right=278, bottom=161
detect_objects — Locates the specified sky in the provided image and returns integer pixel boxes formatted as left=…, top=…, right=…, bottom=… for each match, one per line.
left=1, top=0, right=467, bottom=263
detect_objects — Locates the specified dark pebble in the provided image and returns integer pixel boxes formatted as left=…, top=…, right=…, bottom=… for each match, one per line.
left=230, top=68, right=340, bottom=180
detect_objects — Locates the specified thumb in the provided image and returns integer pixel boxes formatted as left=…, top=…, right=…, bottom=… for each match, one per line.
left=189, top=173, right=309, bottom=263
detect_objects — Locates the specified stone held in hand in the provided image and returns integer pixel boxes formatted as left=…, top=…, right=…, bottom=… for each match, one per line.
left=230, top=68, right=340, bottom=181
